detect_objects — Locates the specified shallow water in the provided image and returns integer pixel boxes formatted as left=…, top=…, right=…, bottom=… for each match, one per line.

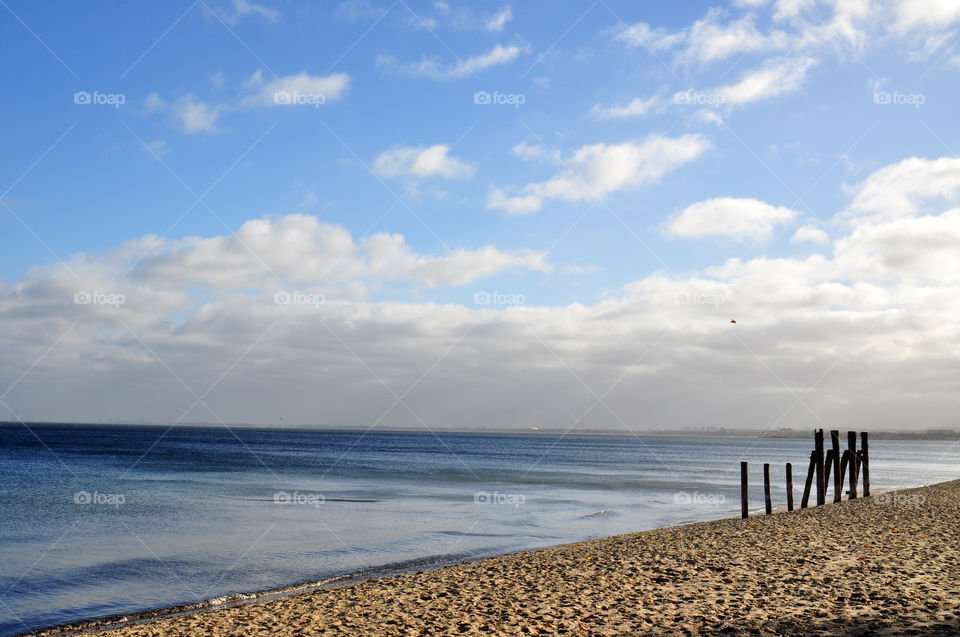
left=1, top=424, right=958, bottom=635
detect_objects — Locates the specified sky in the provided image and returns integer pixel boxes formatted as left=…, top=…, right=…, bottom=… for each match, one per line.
left=1, top=0, right=960, bottom=431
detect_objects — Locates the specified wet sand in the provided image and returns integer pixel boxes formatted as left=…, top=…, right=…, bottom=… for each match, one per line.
left=42, top=480, right=960, bottom=636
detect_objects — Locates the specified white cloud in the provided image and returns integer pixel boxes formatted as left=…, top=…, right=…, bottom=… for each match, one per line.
left=716, top=56, right=818, bottom=105
left=145, top=71, right=350, bottom=133
left=791, top=225, right=830, bottom=244
left=487, top=134, right=711, bottom=214
left=144, top=93, right=223, bottom=134
left=615, top=22, right=687, bottom=51
left=893, top=0, right=960, bottom=31
left=373, top=144, right=474, bottom=179
left=485, top=6, right=513, bottom=32
left=376, top=44, right=523, bottom=80
left=843, top=157, right=960, bottom=223
left=511, top=141, right=548, bottom=161
left=130, top=214, right=550, bottom=290
left=589, top=96, right=659, bottom=119
left=246, top=71, right=350, bottom=106
left=665, top=197, right=799, bottom=240
left=211, top=0, right=280, bottom=25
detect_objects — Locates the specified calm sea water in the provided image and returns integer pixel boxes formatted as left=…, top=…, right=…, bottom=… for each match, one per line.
left=1, top=424, right=958, bottom=636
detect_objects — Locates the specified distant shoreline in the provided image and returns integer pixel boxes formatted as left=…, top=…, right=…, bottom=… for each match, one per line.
left=30, top=479, right=960, bottom=636
left=3, top=421, right=959, bottom=440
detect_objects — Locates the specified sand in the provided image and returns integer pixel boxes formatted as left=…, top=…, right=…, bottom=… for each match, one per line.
left=45, top=480, right=960, bottom=636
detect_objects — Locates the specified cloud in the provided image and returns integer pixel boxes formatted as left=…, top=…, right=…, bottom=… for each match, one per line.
left=617, top=9, right=789, bottom=65
left=511, top=141, right=548, bottom=161
left=893, top=0, right=960, bottom=31
left=665, top=197, right=799, bottom=240
left=589, top=96, right=660, bottom=119
left=245, top=71, right=350, bottom=106
left=715, top=56, right=818, bottom=105
left=373, top=144, right=474, bottom=179
left=791, top=225, right=830, bottom=244
left=487, top=134, right=711, bottom=214
left=210, top=0, right=280, bottom=25
left=144, top=93, right=223, bottom=134
left=485, top=6, right=513, bottom=32
left=842, top=157, right=960, bottom=223
left=376, top=44, right=523, bottom=80
left=144, top=71, right=350, bottom=133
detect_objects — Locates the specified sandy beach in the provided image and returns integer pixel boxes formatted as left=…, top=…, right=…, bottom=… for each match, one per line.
left=42, top=480, right=960, bottom=636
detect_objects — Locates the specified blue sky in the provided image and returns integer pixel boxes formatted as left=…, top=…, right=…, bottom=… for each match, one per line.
left=3, top=0, right=960, bottom=430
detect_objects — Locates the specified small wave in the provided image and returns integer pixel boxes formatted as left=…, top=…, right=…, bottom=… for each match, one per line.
left=579, top=510, right=618, bottom=519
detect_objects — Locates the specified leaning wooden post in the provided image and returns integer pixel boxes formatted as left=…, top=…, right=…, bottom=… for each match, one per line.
left=847, top=431, right=858, bottom=499
left=839, top=449, right=850, bottom=495
left=860, top=432, right=870, bottom=496
left=763, top=463, right=772, bottom=515
left=741, top=461, right=749, bottom=519
left=786, top=463, right=794, bottom=512
left=815, top=429, right=826, bottom=506
left=830, top=430, right=842, bottom=503
left=823, top=448, right=834, bottom=491
left=801, top=450, right=816, bottom=509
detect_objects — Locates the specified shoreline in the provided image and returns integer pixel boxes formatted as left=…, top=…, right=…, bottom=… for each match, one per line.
left=27, top=480, right=960, bottom=636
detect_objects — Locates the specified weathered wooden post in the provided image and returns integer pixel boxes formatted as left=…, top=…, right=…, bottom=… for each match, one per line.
left=847, top=431, right=858, bottom=499
left=860, top=432, right=870, bottom=496
left=801, top=450, right=816, bottom=509
left=823, top=448, right=834, bottom=491
left=763, top=463, right=772, bottom=515
left=815, top=429, right=825, bottom=506
left=830, top=430, right=842, bottom=503
left=741, top=461, right=749, bottom=519
left=786, top=462, right=794, bottom=512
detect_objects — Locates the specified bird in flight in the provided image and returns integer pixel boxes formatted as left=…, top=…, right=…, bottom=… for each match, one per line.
left=730, top=319, right=737, bottom=324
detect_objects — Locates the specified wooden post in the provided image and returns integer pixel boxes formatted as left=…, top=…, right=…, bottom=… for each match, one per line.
left=830, top=430, right=842, bottom=503
left=786, top=462, right=794, bottom=512
left=860, top=432, right=870, bottom=496
left=801, top=450, right=816, bottom=509
left=741, top=461, right=749, bottom=519
left=847, top=431, right=858, bottom=499
left=763, top=463, right=772, bottom=515
left=839, top=449, right=850, bottom=496
left=815, top=429, right=825, bottom=506
left=823, top=448, right=834, bottom=490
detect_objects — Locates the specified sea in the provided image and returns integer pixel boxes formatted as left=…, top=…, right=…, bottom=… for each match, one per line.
left=1, top=423, right=959, bottom=636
